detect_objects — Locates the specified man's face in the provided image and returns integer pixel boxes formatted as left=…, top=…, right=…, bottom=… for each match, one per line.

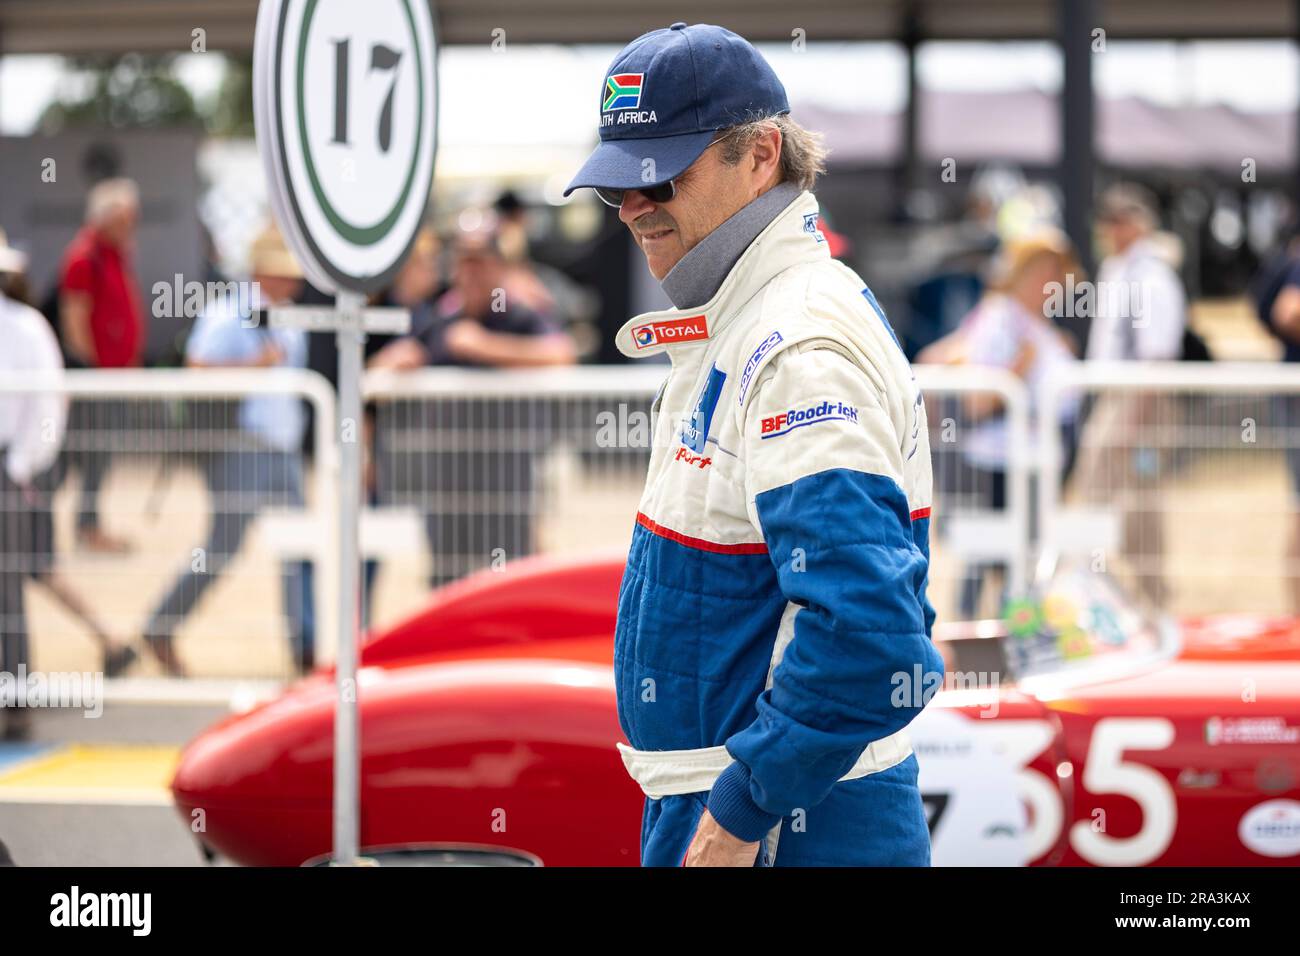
left=618, top=139, right=764, bottom=280
left=256, top=274, right=302, bottom=304
left=1098, top=213, right=1142, bottom=256
left=453, top=247, right=505, bottom=315
left=101, top=203, right=138, bottom=248
left=394, top=241, right=440, bottom=305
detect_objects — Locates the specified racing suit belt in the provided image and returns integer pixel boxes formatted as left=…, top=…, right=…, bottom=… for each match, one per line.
left=615, top=728, right=913, bottom=800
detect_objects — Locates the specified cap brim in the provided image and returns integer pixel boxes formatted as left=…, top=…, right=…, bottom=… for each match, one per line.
left=564, top=129, right=716, bottom=197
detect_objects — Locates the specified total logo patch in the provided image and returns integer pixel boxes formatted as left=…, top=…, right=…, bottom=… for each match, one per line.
left=632, top=315, right=708, bottom=350
left=1238, top=799, right=1300, bottom=857
left=761, top=400, right=858, bottom=439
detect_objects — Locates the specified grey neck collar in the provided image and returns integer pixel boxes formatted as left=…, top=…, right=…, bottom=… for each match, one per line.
left=660, top=181, right=802, bottom=310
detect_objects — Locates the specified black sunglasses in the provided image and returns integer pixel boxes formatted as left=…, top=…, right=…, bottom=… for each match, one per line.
left=594, top=181, right=675, bottom=208
left=592, top=132, right=734, bottom=208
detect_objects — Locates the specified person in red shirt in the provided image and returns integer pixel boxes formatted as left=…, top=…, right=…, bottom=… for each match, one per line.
left=58, top=178, right=146, bottom=553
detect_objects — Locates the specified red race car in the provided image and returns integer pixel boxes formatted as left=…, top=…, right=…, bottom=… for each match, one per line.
left=171, top=555, right=1300, bottom=866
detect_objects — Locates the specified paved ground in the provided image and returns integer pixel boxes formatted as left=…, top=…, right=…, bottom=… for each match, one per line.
left=0, top=702, right=234, bottom=866
left=25, top=452, right=646, bottom=678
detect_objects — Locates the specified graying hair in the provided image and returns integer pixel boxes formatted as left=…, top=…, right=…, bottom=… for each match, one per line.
left=86, top=178, right=140, bottom=225
left=716, top=113, right=827, bottom=191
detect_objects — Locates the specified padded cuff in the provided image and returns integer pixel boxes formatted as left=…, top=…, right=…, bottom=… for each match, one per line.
left=706, top=759, right=782, bottom=843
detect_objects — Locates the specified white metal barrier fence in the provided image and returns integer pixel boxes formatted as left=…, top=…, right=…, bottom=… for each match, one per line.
left=0, top=369, right=337, bottom=690
left=361, top=366, right=664, bottom=626
left=915, top=365, right=1031, bottom=620
left=1, top=365, right=1038, bottom=686
left=1040, top=362, right=1300, bottom=616
left=363, top=365, right=1034, bottom=630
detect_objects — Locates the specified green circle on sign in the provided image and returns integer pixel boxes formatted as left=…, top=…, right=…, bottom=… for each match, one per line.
left=295, top=0, right=425, bottom=246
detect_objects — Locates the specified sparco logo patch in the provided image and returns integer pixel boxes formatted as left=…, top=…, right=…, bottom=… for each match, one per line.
left=632, top=315, right=708, bottom=349
left=738, top=331, right=783, bottom=406
left=760, top=400, right=858, bottom=438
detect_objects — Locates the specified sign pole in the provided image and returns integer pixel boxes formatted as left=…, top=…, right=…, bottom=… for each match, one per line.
left=254, top=0, right=436, bottom=865
left=332, top=290, right=366, bottom=866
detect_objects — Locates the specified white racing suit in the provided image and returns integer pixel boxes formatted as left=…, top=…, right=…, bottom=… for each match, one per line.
left=613, top=189, right=943, bottom=865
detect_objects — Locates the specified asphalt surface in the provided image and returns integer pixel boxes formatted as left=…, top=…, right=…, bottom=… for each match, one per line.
left=0, top=702, right=234, bottom=867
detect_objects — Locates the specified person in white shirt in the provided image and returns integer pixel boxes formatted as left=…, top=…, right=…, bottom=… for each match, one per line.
left=1078, top=184, right=1188, bottom=605
left=2, top=234, right=134, bottom=741
left=1087, top=184, right=1187, bottom=362
left=1, top=256, right=62, bottom=740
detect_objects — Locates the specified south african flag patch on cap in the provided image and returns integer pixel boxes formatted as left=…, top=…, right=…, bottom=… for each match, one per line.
left=603, top=73, right=644, bottom=111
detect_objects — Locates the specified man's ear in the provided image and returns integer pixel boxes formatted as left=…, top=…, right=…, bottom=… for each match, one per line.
left=749, top=126, right=783, bottom=189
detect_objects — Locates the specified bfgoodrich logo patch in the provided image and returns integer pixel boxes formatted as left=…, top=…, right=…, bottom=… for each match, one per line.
left=761, top=400, right=858, bottom=438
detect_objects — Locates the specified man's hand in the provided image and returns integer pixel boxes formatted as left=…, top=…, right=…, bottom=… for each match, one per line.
left=59, top=291, right=96, bottom=366
left=367, top=337, right=428, bottom=371
left=683, top=809, right=761, bottom=867
left=254, top=340, right=286, bottom=367
left=1273, top=286, right=1300, bottom=344
left=443, top=319, right=493, bottom=363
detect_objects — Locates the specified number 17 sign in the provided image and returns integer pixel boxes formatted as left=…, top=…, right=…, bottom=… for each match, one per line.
left=254, top=0, right=438, bottom=294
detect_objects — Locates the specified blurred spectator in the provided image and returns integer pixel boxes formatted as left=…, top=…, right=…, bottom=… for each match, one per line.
left=920, top=229, right=1082, bottom=617
left=1077, top=183, right=1188, bottom=606
left=140, top=225, right=314, bottom=676
left=369, top=223, right=576, bottom=589
left=357, top=226, right=448, bottom=623
left=1251, top=228, right=1300, bottom=611
left=1, top=232, right=132, bottom=698
left=369, top=225, right=575, bottom=371
left=58, top=178, right=146, bottom=554
left=493, top=192, right=556, bottom=318
left=1086, top=183, right=1186, bottom=362
left=385, top=226, right=445, bottom=314
left=2, top=232, right=65, bottom=738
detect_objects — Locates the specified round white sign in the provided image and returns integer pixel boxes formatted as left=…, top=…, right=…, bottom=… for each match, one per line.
left=254, top=0, right=438, bottom=293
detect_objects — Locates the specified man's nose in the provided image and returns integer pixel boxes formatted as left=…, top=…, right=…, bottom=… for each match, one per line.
left=618, top=188, right=655, bottom=225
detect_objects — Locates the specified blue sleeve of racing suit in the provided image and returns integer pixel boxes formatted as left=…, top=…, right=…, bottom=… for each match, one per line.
left=705, top=343, right=942, bottom=843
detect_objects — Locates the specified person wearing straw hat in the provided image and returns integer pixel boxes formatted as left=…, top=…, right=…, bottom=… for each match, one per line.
left=140, top=224, right=314, bottom=676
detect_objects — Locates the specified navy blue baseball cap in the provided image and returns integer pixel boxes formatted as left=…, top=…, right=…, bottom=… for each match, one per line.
left=564, top=23, right=790, bottom=197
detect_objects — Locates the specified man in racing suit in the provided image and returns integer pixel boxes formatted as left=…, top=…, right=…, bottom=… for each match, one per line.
left=566, top=23, right=943, bottom=866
